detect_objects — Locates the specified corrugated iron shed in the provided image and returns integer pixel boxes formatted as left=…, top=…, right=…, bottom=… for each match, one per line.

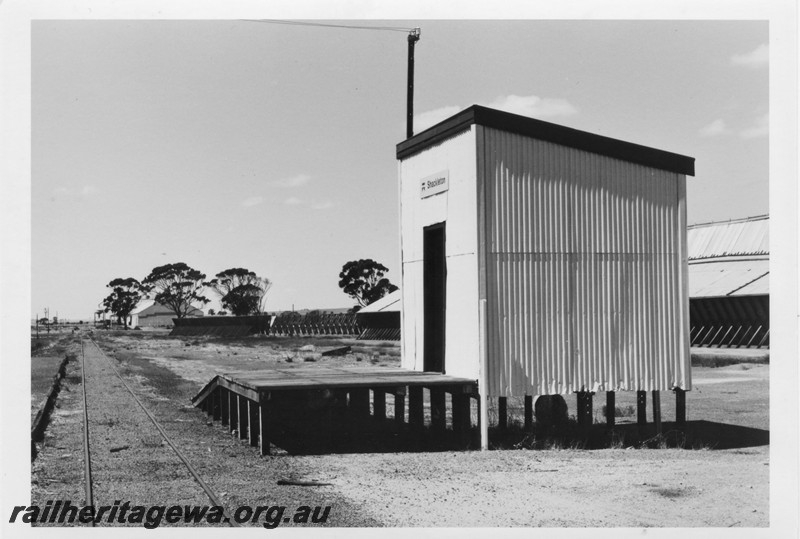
left=687, top=215, right=769, bottom=348
left=687, top=215, right=769, bottom=297
left=397, top=105, right=694, bottom=397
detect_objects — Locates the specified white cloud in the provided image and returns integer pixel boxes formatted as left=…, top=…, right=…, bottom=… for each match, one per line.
left=413, top=94, right=577, bottom=133
left=731, top=44, right=768, bottom=68
left=283, top=197, right=303, bottom=205
left=81, top=185, right=97, bottom=196
left=413, top=106, right=462, bottom=132
left=699, top=119, right=729, bottom=137
left=486, top=94, right=578, bottom=118
left=740, top=113, right=768, bottom=139
left=311, top=200, right=334, bottom=210
left=270, top=174, right=311, bottom=188
left=52, top=187, right=69, bottom=195
left=242, top=196, right=264, bottom=207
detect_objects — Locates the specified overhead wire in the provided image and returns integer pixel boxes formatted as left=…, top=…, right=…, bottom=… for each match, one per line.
left=240, top=19, right=416, bottom=33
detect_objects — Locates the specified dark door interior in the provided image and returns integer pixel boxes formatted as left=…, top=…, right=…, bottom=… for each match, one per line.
left=423, top=222, right=446, bottom=373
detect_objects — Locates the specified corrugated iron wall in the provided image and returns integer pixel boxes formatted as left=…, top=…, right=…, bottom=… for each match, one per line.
left=480, top=128, right=690, bottom=396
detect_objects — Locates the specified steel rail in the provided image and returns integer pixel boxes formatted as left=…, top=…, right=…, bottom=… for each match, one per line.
left=79, top=339, right=96, bottom=527
left=85, top=338, right=238, bottom=527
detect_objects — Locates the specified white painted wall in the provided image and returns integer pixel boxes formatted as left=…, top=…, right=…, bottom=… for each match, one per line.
left=399, top=128, right=481, bottom=380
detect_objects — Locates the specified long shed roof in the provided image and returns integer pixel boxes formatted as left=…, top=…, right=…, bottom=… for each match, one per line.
left=688, top=214, right=769, bottom=260
left=689, top=259, right=769, bottom=298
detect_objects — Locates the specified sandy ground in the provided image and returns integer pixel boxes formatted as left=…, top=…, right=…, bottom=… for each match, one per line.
left=31, top=331, right=770, bottom=528
left=302, top=447, right=768, bottom=527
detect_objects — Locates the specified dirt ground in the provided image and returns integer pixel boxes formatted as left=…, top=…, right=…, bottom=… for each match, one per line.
left=31, top=330, right=769, bottom=528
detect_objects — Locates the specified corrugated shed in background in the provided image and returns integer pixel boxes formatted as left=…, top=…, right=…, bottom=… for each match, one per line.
left=357, top=289, right=401, bottom=313
left=482, top=129, right=690, bottom=396
left=688, top=215, right=768, bottom=260
left=687, top=215, right=769, bottom=298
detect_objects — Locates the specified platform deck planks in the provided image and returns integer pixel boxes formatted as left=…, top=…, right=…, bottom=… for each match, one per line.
left=192, top=366, right=477, bottom=406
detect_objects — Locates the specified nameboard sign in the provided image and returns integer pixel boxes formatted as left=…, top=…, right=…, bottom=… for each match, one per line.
left=420, top=171, right=449, bottom=199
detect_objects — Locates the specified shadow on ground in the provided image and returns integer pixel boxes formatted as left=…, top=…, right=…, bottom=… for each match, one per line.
left=245, top=412, right=770, bottom=455
left=487, top=419, right=769, bottom=452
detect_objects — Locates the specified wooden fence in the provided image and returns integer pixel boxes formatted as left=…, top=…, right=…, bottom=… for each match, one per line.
left=269, top=312, right=361, bottom=336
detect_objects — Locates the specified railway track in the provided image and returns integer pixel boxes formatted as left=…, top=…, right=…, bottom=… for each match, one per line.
left=78, top=337, right=237, bottom=527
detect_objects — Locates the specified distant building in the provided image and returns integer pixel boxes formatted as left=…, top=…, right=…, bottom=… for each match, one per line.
left=687, top=215, right=769, bottom=348
left=130, top=299, right=204, bottom=328
left=356, top=289, right=401, bottom=340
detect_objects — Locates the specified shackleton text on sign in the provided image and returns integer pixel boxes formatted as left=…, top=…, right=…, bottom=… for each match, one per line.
left=420, top=170, right=449, bottom=198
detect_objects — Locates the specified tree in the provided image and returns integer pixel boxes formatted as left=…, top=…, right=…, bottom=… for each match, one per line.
left=338, top=259, right=398, bottom=308
left=102, top=277, right=144, bottom=328
left=141, top=263, right=209, bottom=318
left=206, top=268, right=272, bottom=316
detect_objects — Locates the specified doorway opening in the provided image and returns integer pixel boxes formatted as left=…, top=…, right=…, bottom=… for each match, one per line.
left=423, top=222, right=446, bottom=373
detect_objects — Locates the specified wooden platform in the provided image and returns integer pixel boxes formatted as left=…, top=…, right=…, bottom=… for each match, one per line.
left=192, top=367, right=478, bottom=455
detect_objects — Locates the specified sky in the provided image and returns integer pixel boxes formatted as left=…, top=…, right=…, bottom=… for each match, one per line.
left=29, top=18, right=770, bottom=320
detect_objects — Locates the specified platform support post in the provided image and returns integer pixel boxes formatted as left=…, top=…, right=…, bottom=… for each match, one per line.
left=652, top=390, right=662, bottom=435
left=636, top=390, right=647, bottom=428
left=238, top=395, right=248, bottom=440
left=478, top=392, right=488, bottom=450
left=259, top=402, right=270, bottom=456
left=430, top=388, right=446, bottom=432
left=453, top=393, right=471, bottom=448
left=373, top=389, right=386, bottom=421
left=220, top=387, right=229, bottom=426
left=248, top=400, right=259, bottom=447
left=606, top=391, right=615, bottom=428
left=212, top=389, right=221, bottom=421
left=409, top=386, right=424, bottom=428
left=524, top=395, right=533, bottom=430
left=498, top=397, right=508, bottom=430
left=394, top=389, right=406, bottom=426
left=675, top=388, right=686, bottom=430
left=228, top=390, right=238, bottom=434
left=350, top=389, right=370, bottom=418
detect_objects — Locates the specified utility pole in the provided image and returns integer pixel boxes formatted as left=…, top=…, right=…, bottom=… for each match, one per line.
left=406, top=28, right=421, bottom=139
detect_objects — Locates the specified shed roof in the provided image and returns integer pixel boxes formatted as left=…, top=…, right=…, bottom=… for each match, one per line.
left=688, top=259, right=769, bottom=298
left=130, top=299, right=156, bottom=315
left=357, top=290, right=401, bottom=314
left=132, top=300, right=203, bottom=317
left=396, top=105, right=695, bottom=176
left=687, top=215, right=769, bottom=260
